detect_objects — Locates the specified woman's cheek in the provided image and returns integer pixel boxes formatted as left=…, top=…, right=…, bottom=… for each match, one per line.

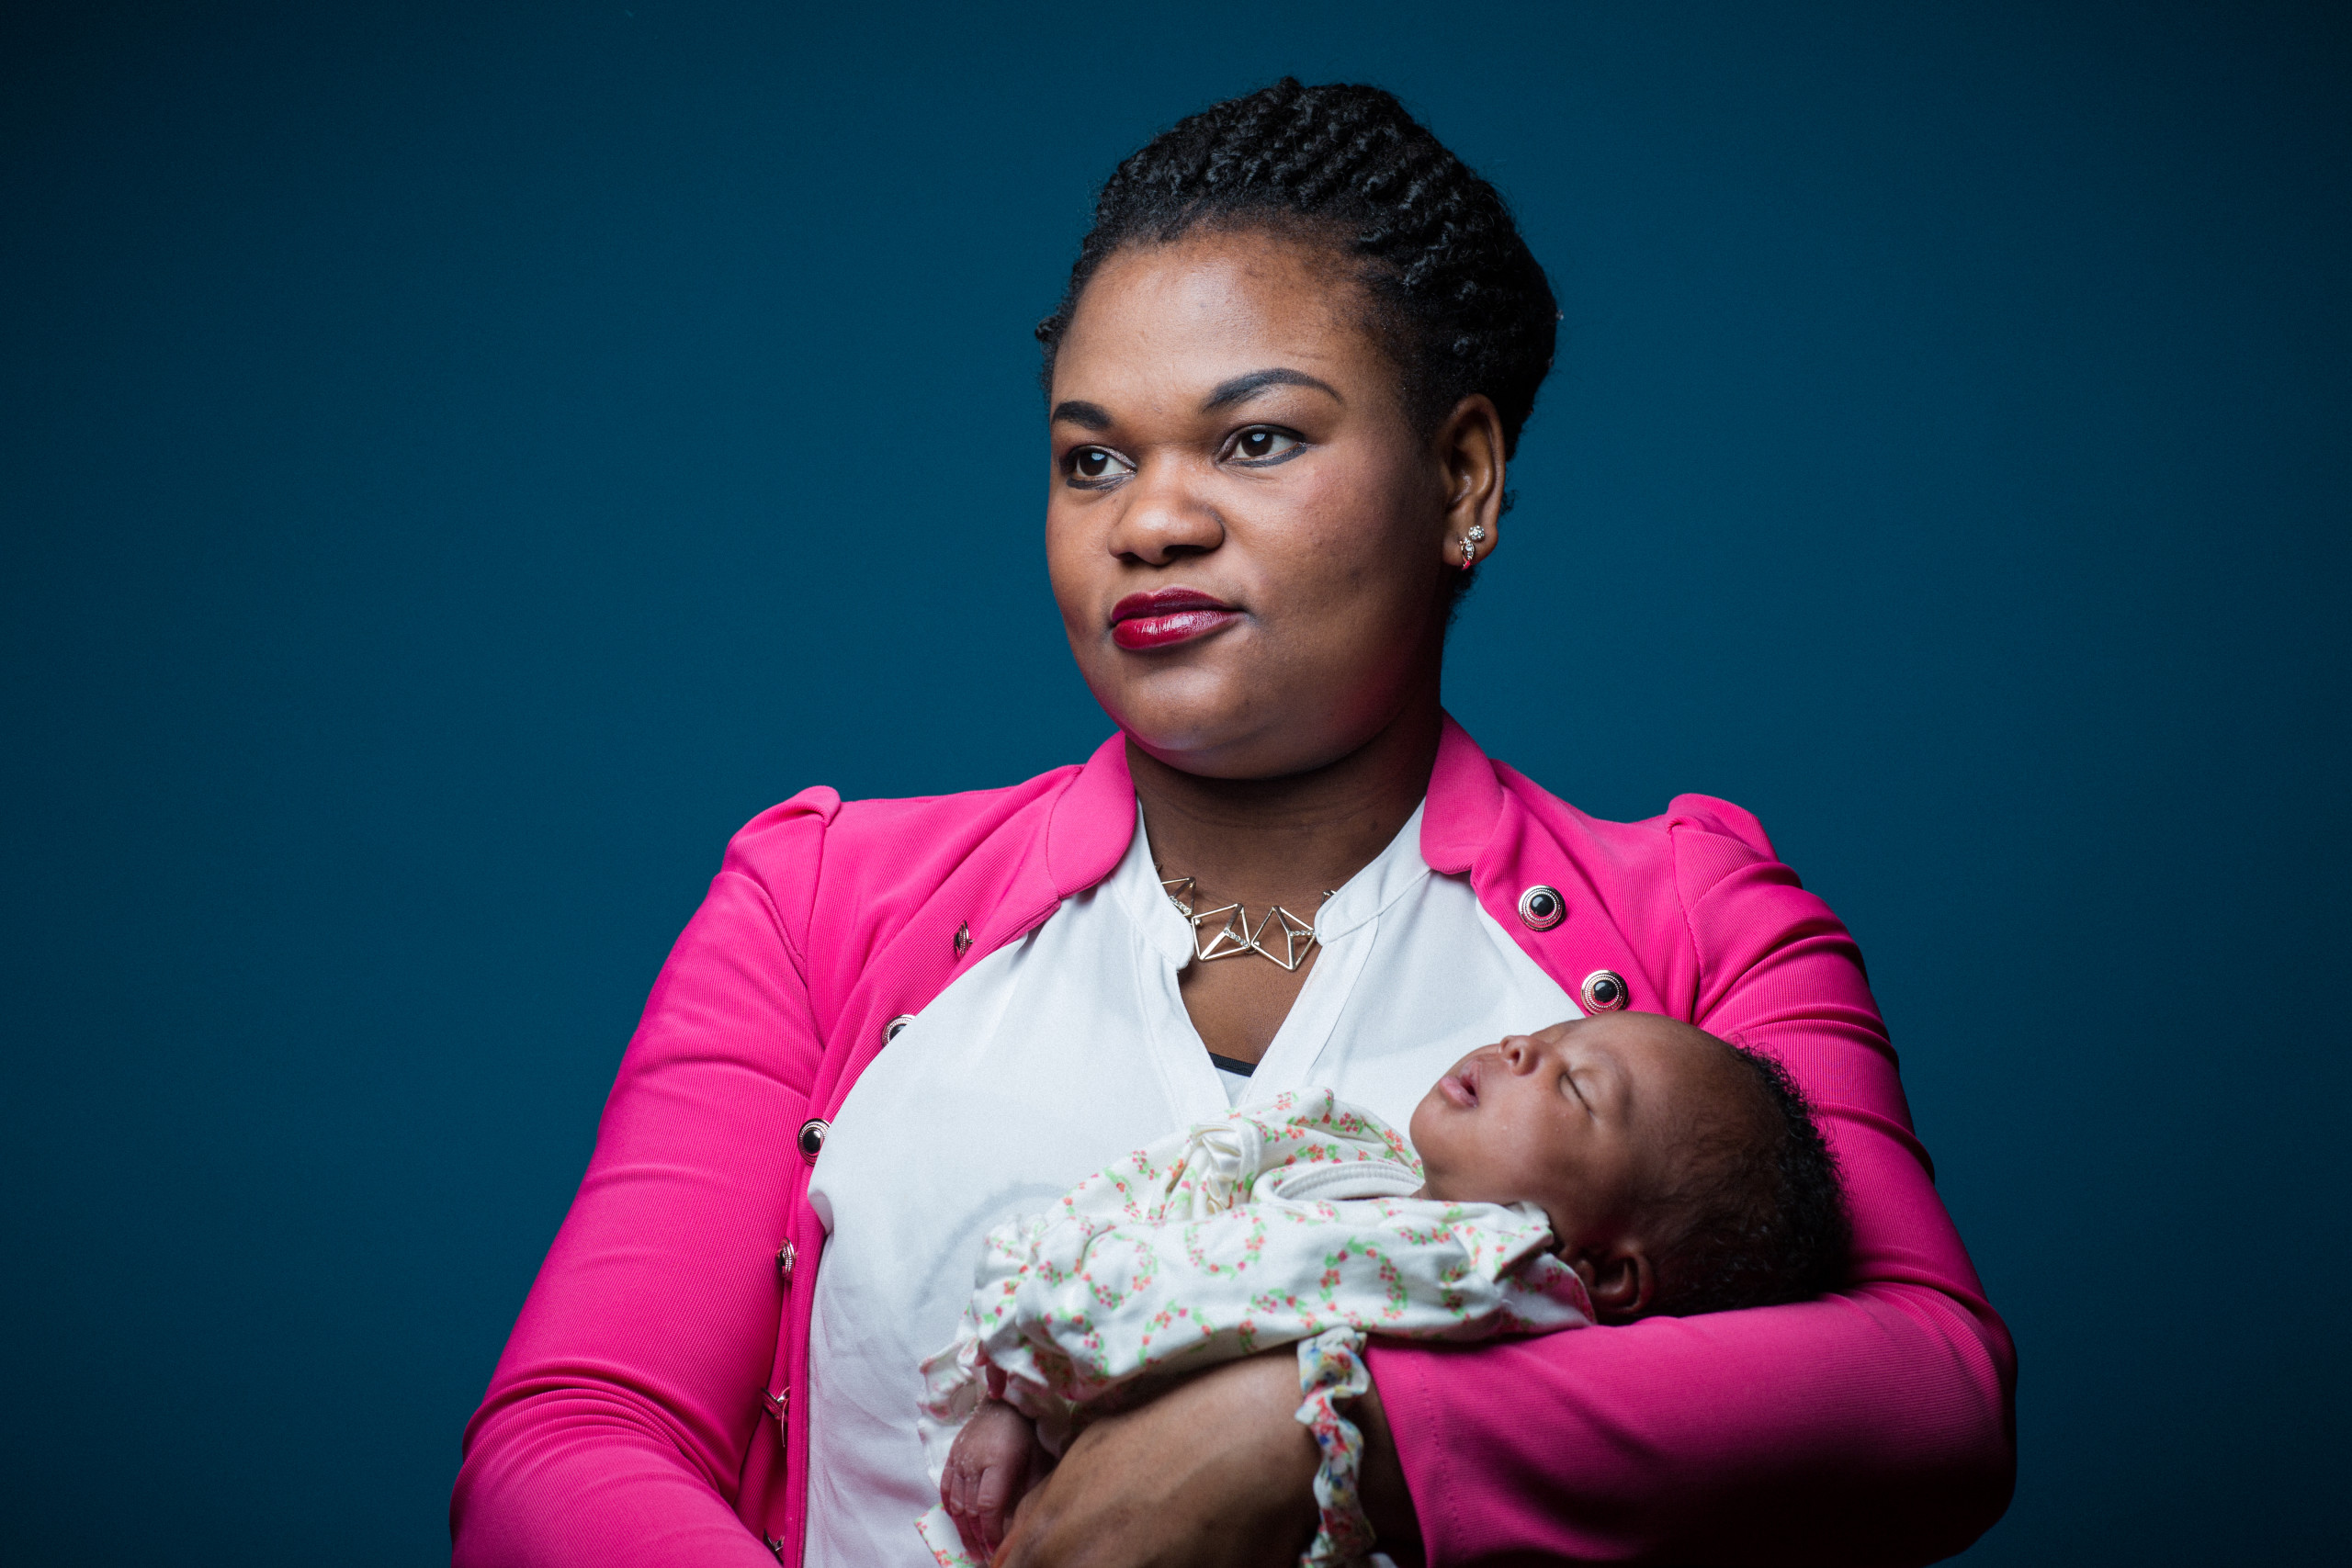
left=1309, top=463, right=1433, bottom=599
left=1261, top=496, right=1385, bottom=622
left=1044, top=507, right=1105, bottom=638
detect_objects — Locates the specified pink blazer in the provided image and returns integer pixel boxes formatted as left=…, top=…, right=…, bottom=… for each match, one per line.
left=452, top=717, right=2015, bottom=1565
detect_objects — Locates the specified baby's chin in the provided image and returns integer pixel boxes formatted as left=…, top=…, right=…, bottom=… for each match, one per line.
left=1414, top=1162, right=1563, bottom=1232
left=1405, top=1083, right=1453, bottom=1147
left=1412, top=1164, right=1491, bottom=1207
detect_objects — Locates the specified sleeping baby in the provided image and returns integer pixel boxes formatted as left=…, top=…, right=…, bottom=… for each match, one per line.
left=913, top=1010, right=1851, bottom=1568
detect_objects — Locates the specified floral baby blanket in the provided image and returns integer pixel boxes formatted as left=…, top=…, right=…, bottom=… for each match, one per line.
left=914, top=1088, right=1593, bottom=1567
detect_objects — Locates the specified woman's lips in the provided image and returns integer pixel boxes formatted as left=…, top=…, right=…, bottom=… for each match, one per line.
left=1110, top=589, right=1241, bottom=651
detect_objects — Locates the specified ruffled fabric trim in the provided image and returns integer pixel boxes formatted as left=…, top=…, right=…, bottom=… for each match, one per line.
left=1295, top=1325, right=1380, bottom=1565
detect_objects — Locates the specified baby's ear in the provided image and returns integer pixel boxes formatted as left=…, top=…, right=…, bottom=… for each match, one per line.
left=1568, top=1243, right=1657, bottom=1325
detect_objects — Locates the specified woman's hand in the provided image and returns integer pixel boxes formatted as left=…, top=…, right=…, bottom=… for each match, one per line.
left=994, top=1351, right=1422, bottom=1568
left=995, top=1353, right=1314, bottom=1568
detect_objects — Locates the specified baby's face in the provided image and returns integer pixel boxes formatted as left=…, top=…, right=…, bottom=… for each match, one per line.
left=1408, top=1011, right=1735, bottom=1253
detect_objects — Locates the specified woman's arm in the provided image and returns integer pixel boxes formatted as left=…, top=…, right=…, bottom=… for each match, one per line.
left=1006, top=816, right=2013, bottom=1567
left=451, top=825, right=825, bottom=1565
left=1361, top=818, right=2016, bottom=1563
left=999, top=1352, right=1322, bottom=1568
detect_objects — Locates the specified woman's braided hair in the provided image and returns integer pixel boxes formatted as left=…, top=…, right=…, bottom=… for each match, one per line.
left=1037, top=79, right=1559, bottom=459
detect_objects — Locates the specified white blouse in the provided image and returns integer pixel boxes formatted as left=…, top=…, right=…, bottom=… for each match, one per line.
left=801, top=802, right=1578, bottom=1566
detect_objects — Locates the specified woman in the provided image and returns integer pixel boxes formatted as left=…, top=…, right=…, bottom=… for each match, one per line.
left=453, top=81, right=2014, bottom=1566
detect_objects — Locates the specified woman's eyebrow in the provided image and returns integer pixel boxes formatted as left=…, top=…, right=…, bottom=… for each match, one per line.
left=1201, top=367, right=1343, bottom=412
left=1050, top=399, right=1115, bottom=431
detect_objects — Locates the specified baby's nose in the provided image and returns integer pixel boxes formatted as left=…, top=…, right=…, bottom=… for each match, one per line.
left=1498, top=1034, right=1536, bottom=1071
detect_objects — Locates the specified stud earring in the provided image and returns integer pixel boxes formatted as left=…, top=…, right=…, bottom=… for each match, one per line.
left=1460, top=524, right=1487, bottom=571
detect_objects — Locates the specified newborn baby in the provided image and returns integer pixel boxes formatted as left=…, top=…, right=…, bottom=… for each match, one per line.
left=916, top=1011, right=1850, bottom=1567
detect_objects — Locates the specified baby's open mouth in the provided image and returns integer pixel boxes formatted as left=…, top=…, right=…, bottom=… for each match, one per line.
left=1440, top=1062, right=1480, bottom=1109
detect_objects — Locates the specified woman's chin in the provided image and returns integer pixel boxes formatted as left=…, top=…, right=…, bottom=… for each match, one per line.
left=1108, top=684, right=1394, bottom=783
left=1122, top=720, right=1352, bottom=783
left=1095, top=686, right=1296, bottom=777
left=1078, top=627, right=1430, bottom=783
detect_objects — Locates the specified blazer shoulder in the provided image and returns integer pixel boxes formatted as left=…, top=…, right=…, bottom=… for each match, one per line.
left=818, top=765, right=1085, bottom=884
left=1495, top=765, right=1766, bottom=860
left=723, top=766, right=1080, bottom=869
left=1496, top=767, right=1787, bottom=913
left=1653, top=793, right=1792, bottom=913
left=1661, top=792, right=1777, bottom=862
left=717, top=764, right=1087, bottom=947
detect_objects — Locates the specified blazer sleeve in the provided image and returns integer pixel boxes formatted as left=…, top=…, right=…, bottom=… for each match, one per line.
left=1364, top=810, right=2017, bottom=1565
left=450, top=803, right=832, bottom=1566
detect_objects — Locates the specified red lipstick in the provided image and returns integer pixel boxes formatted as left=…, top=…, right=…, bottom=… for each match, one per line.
left=1109, top=587, right=1241, bottom=651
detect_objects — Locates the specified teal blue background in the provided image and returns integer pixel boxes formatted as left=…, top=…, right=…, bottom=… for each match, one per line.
left=3, top=2, right=2344, bottom=1561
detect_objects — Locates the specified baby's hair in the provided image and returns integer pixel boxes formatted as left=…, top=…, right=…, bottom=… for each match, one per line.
left=1644, top=1039, right=1853, bottom=1318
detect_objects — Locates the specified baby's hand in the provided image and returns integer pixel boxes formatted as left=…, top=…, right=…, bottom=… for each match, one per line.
left=943, top=1399, right=1046, bottom=1559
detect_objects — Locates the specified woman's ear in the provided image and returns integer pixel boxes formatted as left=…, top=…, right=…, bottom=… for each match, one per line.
left=1567, top=1243, right=1657, bottom=1325
left=1434, top=393, right=1505, bottom=569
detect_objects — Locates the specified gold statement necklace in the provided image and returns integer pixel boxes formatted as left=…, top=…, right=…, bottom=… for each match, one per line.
left=1159, top=874, right=1333, bottom=972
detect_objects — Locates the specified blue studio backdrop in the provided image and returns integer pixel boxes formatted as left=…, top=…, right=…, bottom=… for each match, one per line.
left=3, top=3, right=2344, bottom=1562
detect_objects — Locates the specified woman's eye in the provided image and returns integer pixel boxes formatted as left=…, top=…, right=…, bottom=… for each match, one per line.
left=1229, top=427, right=1303, bottom=463
left=1065, top=447, right=1134, bottom=484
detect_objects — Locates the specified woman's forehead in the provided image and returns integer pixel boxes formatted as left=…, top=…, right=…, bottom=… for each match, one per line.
left=1052, top=232, right=1384, bottom=404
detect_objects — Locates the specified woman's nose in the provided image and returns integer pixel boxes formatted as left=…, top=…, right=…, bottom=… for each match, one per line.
left=1106, top=460, right=1225, bottom=564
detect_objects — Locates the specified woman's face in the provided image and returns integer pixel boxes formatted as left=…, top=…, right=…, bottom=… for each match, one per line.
left=1046, top=229, right=1472, bottom=780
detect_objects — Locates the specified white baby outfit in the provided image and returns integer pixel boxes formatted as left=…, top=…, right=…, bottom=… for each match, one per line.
left=913, top=1089, right=1594, bottom=1568
left=804, top=802, right=1584, bottom=1566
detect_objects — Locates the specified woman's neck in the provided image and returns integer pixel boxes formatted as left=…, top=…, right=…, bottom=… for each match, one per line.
left=1128, top=694, right=1443, bottom=909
